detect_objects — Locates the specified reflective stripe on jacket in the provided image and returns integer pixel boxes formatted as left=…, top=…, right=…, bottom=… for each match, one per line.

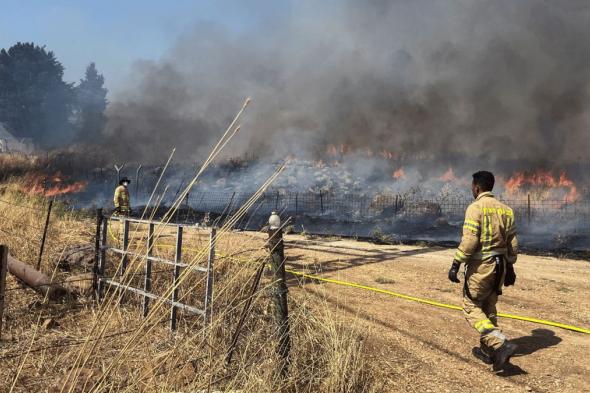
left=454, top=192, right=518, bottom=265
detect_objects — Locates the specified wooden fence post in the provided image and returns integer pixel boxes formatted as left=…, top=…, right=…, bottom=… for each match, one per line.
left=170, top=226, right=183, bottom=331
left=268, top=217, right=290, bottom=376
left=204, top=227, right=216, bottom=324
left=36, top=200, right=53, bottom=271
left=0, top=245, right=7, bottom=340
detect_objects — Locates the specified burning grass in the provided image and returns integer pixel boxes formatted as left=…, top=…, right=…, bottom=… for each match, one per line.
left=0, top=179, right=376, bottom=392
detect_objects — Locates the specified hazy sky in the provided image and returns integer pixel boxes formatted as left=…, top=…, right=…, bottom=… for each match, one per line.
left=0, top=0, right=290, bottom=94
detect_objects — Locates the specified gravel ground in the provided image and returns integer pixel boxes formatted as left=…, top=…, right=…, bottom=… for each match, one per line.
left=282, top=234, right=590, bottom=393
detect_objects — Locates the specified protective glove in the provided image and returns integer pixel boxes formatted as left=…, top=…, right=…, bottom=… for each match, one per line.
left=114, top=206, right=121, bottom=215
left=448, top=261, right=461, bottom=283
left=504, top=263, right=516, bottom=286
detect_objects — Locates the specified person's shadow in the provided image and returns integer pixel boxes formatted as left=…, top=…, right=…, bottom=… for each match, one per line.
left=512, top=328, right=562, bottom=357
left=495, top=328, right=562, bottom=377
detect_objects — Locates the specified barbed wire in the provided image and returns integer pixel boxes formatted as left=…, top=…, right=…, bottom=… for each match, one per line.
left=0, top=198, right=46, bottom=212
left=6, top=302, right=90, bottom=318
left=3, top=268, right=180, bottom=293
left=4, top=277, right=93, bottom=292
left=0, top=226, right=42, bottom=245
left=0, top=321, right=162, bottom=362
left=0, top=212, right=45, bottom=232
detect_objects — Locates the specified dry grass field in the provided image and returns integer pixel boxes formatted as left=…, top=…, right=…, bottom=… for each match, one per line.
left=0, top=180, right=589, bottom=392
left=0, top=183, right=372, bottom=392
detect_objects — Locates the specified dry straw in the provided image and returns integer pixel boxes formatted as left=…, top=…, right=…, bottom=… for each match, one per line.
left=0, top=98, right=375, bottom=392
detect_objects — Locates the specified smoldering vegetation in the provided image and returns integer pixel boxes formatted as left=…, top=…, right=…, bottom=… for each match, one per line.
left=105, top=0, right=590, bottom=173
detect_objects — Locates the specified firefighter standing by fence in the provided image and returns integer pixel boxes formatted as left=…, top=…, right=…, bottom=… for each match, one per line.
left=448, top=171, right=518, bottom=371
left=113, top=177, right=131, bottom=216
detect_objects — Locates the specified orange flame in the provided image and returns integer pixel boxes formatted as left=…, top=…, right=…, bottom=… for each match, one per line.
left=439, top=167, right=456, bottom=182
left=392, top=167, right=406, bottom=180
left=23, top=172, right=88, bottom=197
left=325, top=144, right=397, bottom=160
left=504, top=170, right=580, bottom=202
left=43, top=182, right=88, bottom=197
left=380, top=149, right=395, bottom=160
left=326, top=145, right=338, bottom=156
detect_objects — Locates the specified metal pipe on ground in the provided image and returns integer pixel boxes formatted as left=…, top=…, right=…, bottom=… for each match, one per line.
left=7, top=255, right=68, bottom=300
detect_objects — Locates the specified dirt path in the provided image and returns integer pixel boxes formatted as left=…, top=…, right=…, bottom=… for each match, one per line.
left=283, top=235, right=590, bottom=393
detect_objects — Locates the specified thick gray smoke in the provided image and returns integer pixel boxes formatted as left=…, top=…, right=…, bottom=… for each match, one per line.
left=105, top=0, right=590, bottom=169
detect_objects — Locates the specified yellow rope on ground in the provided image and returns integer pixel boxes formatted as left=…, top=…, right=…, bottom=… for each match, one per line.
left=106, top=225, right=590, bottom=335
left=285, top=269, right=590, bottom=335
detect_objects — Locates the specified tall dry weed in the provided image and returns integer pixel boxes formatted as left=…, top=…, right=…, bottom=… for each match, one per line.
left=0, top=184, right=374, bottom=392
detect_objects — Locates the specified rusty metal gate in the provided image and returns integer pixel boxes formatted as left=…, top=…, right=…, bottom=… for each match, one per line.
left=95, top=210, right=215, bottom=330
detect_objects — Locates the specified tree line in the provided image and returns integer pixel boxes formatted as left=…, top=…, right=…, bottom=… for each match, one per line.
left=0, top=42, right=107, bottom=147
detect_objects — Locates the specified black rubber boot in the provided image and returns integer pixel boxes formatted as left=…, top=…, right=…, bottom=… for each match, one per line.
left=472, top=347, right=493, bottom=364
left=493, top=341, right=517, bottom=371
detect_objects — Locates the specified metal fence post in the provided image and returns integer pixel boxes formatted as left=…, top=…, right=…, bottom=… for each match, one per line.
left=114, top=163, right=125, bottom=185
left=170, top=226, right=183, bottom=331
left=120, top=219, right=130, bottom=276
left=135, top=164, right=142, bottom=198
left=93, top=208, right=103, bottom=297
left=527, top=194, right=531, bottom=225
left=359, top=195, right=363, bottom=216
left=226, top=259, right=265, bottom=366
left=36, top=199, right=53, bottom=271
left=142, top=223, right=154, bottom=317
left=204, top=227, right=216, bottom=324
left=319, top=191, right=324, bottom=214
left=98, top=216, right=107, bottom=300
left=0, top=245, right=7, bottom=340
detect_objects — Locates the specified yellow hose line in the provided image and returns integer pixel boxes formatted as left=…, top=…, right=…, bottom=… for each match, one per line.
left=285, top=269, right=590, bottom=335
left=107, top=226, right=590, bottom=335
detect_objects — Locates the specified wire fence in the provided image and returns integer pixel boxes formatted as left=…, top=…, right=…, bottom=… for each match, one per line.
left=182, top=190, right=590, bottom=226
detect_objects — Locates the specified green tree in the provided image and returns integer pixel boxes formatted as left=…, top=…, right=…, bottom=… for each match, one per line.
left=0, top=42, right=74, bottom=147
left=74, top=62, right=108, bottom=142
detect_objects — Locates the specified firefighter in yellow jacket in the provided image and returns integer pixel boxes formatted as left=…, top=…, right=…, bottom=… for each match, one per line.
left=113, top=177, right=131, bottom=216
left=448, top=171, right=518, bottom=371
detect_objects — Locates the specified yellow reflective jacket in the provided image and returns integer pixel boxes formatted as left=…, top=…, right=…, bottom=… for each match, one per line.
left=454, top=192, right=518, bottom=265
left=114, top=185, right=130, bottom=210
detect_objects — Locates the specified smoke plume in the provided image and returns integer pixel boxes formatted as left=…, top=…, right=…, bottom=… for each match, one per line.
left=105, top=0, right=590, bottom=170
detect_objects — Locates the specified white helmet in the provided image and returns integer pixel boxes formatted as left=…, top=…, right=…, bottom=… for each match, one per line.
left=269, top=211, right=281, bottom=230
